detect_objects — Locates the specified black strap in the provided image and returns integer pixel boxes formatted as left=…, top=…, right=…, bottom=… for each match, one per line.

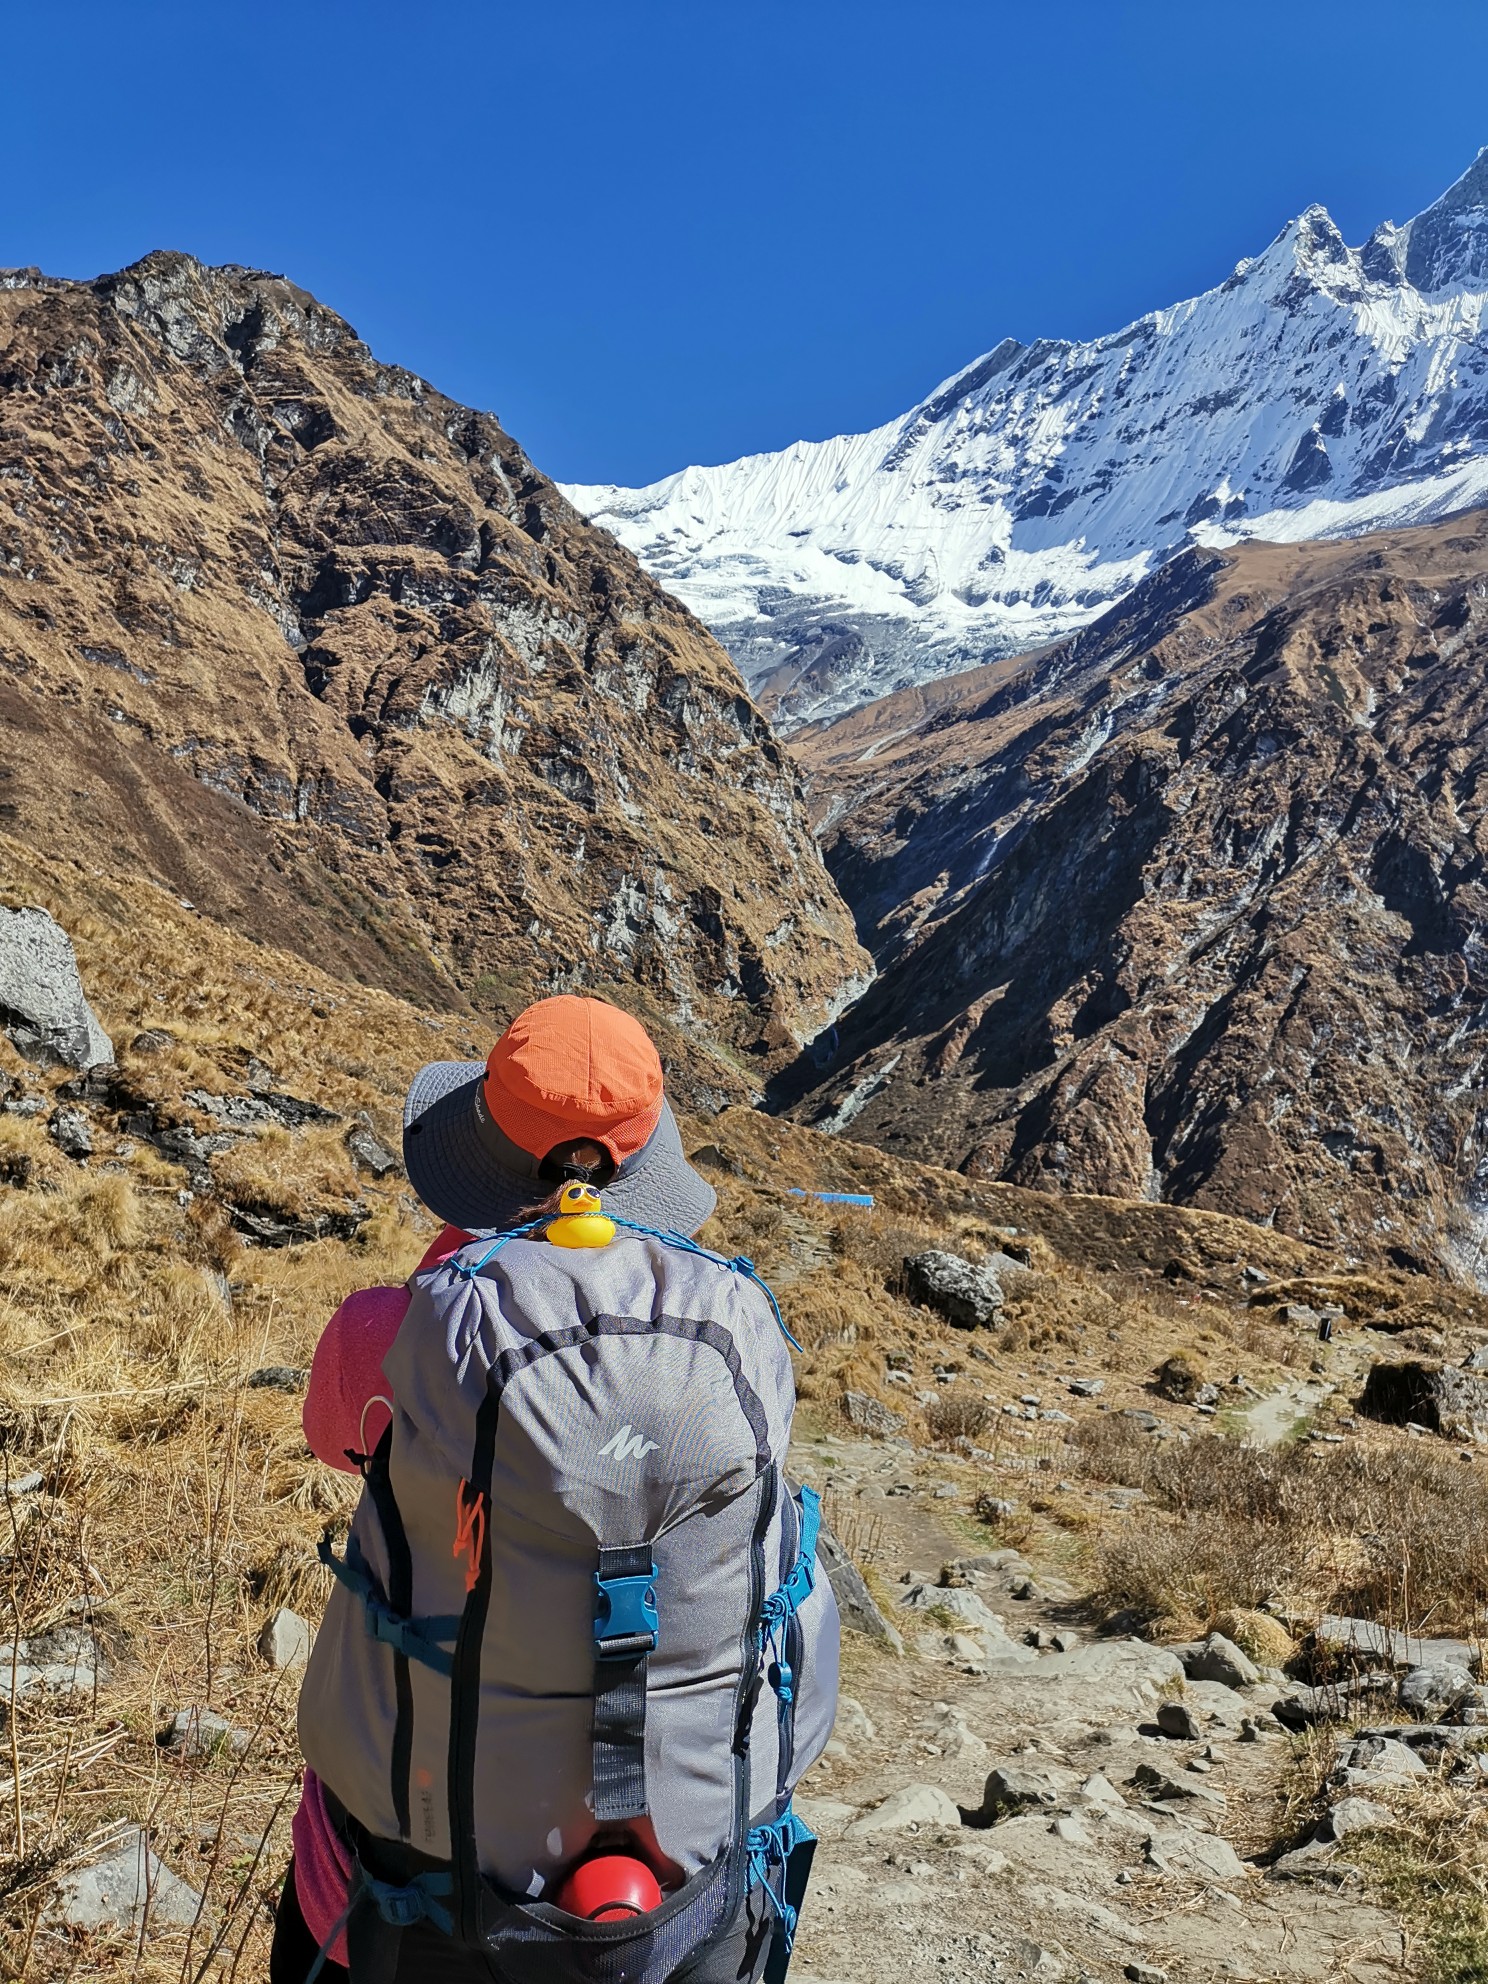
left=592, top=1543, right=655, bottom=1823
left=448, top=1385, right=500, bottom=1947
left=343, top=1872, right=403, bottom=1984
left=364, top=1426, right=415, bottom=1841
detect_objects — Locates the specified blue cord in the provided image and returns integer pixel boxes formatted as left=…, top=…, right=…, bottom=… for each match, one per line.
left=609, top=1216, right=803, bottom=1351
left=444, top=1213, right=801, bottom=1350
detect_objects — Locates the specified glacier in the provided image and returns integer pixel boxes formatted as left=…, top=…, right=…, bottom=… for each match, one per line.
left=562, top=152, right=1488, bottom=727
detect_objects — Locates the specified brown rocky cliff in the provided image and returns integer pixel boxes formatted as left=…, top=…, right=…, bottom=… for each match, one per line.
left=0, top=255, right=868, bottom=1092
left=788, top=514, right=1488, bottom=1276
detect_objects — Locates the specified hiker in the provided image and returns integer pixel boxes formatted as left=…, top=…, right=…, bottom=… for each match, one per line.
left=272, top=995, right=839, bottom=1984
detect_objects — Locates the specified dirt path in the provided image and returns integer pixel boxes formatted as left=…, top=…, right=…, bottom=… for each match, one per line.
left=788, top=1426, right=1408, bottom=1984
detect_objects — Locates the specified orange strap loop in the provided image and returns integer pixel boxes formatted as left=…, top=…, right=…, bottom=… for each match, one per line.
left=454, top=1479, right=487, bottom=1595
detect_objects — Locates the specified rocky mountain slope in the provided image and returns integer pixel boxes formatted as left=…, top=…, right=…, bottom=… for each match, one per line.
left=0, top=255, right=868, bottom=1093
left=785, top=507, right=1488, bottom=1278
left=567, top=152, right=1488, bottom=725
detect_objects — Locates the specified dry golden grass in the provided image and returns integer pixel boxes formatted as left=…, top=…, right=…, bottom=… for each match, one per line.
left=1075, top=1418, right=1488, bottom=1643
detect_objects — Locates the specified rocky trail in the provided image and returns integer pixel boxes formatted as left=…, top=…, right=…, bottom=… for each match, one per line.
left=782, top=1424, right=1462, bottom=1984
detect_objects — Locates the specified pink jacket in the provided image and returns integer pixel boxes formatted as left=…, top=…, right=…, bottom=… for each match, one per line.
left=294, top=1222, right=471, bottom=1959
left=301, top=1224, right=472, bottom=1470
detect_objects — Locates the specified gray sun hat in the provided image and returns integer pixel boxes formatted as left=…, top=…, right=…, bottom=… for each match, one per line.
left=401, top=1059, right=717, bottom=1240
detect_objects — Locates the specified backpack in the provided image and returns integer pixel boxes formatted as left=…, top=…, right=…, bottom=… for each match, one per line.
left=300, top=1219, right=840, bottom=1984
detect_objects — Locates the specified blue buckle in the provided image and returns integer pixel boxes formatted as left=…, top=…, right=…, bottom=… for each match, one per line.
left=594, top=1568, right=659, bottom=1660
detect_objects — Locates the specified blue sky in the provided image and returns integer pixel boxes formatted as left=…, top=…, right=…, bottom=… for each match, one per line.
left=4, top=1, right=1486, bottom=486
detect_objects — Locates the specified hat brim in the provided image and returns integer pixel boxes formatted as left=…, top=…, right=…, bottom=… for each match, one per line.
left=401, top=1061, right=717, bottom=1239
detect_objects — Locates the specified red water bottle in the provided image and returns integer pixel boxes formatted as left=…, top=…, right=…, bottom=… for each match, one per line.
left=555, top=1853, right=663, bottom=1921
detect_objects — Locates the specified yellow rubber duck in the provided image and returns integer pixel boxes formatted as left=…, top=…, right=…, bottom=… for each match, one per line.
left=547, top=1182, right=617, bottom=1249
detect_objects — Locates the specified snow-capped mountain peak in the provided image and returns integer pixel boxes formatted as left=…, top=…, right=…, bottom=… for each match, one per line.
left=563, top=156, right=1488, bottom=726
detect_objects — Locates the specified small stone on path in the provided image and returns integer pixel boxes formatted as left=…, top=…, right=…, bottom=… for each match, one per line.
left=845, top=1783, right=960, bottom=1835
left=1156, top=1700, right=1202, bottom=1741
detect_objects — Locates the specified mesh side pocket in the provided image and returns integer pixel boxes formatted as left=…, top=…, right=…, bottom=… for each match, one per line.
left=476, top=1848, right=737, bottom=1984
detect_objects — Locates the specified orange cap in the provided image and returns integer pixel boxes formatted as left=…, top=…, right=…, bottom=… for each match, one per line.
left=482, top=996, right=665, bottom=1165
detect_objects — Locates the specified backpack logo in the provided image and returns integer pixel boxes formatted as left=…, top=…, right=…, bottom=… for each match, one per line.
left=599, top=1424, right=660, bottom=1463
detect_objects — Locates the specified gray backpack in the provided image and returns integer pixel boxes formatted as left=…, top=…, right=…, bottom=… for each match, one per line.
left=302, top=1220, right=839, bottom=1983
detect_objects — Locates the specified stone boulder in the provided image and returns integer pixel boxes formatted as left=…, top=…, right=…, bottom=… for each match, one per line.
left=815, top=1522, right=904, bottom=1652
left=1400, top=1662, right=1479, bottom=1720
left=1153, top=1353, right=1208, bottom=1404
left=0, top=907, right=112, bottom=1070
left=48, top=1828, right=200, bottom=1932
left=1337, top=1735, right=1428, bottom=1783
left=841, top=1390, right=905, bottom=1437
left=1359, top=1359, right=1488, bottom=1437
left=1318, top=1795, right=1394, bottom=1842
left=1173, top=1632, right=1259, bottom=1688
left=903, top=1250, right=1006, bottom=1329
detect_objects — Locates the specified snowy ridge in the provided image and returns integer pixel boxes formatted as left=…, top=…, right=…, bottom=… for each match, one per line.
left=563, top=153, right=1488, bottom=725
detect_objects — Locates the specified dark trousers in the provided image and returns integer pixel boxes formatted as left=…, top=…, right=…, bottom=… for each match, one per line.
left=270, top=1859, right=772, bottom=1984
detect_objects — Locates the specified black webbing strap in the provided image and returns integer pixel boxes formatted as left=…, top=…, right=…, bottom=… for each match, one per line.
left=364, top=1425, right=414, bottom=1841
left=448, top=1383, right=500, bottom=1948
left=592, top=1543, right=656, bottom=1822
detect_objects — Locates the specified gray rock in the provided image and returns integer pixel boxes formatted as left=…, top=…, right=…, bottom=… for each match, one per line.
left=48, top=1828, right=200, bottom=1931
left=1124, top=1966, right=1169, bottom=1984
left=229, top=1201, right=371, bottom=1249
left=841, top=1390, right=906, bottom=1437
left=0, top=1626, right=104, bottom=1700
left=187, top=1087, right=340, bottom=1132
left=47, top=1105, right=93, bottom=1161
left=1269, top=1839, right=1355, bottom=1884
left=1119, top=1409, right=1160, bottom=1433
left=845, top=1783, right=961, bottom=1835
left=1146, top=1830, right=1245, bottom=1881
left=1360, top=1359, right=1488, bottom=1438
left=1280, top=1303, right=1322, bottom=1327
left=903, top=1249, right=1005, bottom=1329
left=346, top=1124, right=400, bottom=1177
left=832, top=1694, right=876, bottom=1745
left=1006, top=1938, right=1068, bottom=1978
left=1273, top=1674, right=1395, bottom=1729
left=246, top=1366, right=309, bottom=1393
left=129, top=1027, right=175, bottom=1054
left=1400, top=1662, right=1478, bottom=1719
left=1180, top=1632, right=1259, bottom=1688
left=0, top=908, right=113, bottom=1070
left=1353, top=1721, right=1481, bottom=1753
left=159, top=1707, right=249, bottom=1760
left=1318, top=1796, right=1394, bottom=1842
left=1156, top=1700, right=1203, bottom=1741
left=975, top=1494, right=1019, bottom=1522
left=1067, top=1378, right=1104, bottom=1397
left=1311, top=1613, right=1477, bottom=1672
left=1128, top=1762, right=1225, bottom=1807
left=899, top=1583, right=1001, bottom=1631
left=974, top=1763, right=1066, bottom=1820
left=257, top=1607, right=312, bottom=1670
left=1464, top=1343, right=1488, bottom=1372
left=816, top=1522, right=904, bottom=1651
left=1339, top=1736, right=1429, bottom=1780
